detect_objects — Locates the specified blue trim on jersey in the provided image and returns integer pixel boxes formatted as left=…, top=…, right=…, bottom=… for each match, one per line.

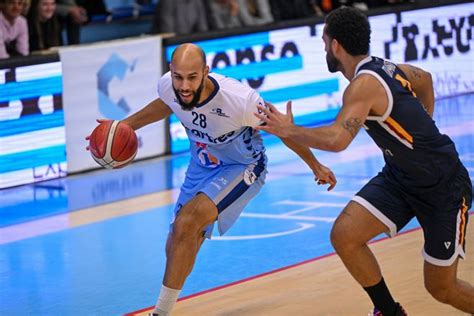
left=195, top=75, right=220, bottom=108
left=0, top=76, right=62, bottom=102
left=212, top=56, right=303, bottom=80
left=216, top=154, right=266, bottom=213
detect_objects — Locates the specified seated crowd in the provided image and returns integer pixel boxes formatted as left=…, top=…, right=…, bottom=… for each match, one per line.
left=0, top=0, right=415, bottom=59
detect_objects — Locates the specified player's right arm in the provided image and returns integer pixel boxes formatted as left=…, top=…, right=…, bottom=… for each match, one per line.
left=398, top=64, right=435, bottom=117
left=121, top=98, right=173, bottom=130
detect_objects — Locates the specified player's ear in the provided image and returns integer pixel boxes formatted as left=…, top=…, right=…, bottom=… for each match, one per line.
left=331, top=38, right=338, bottom=52
left=203, top=65, right=210, bottom=77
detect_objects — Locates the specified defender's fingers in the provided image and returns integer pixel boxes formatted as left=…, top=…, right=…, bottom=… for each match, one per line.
left=286, top=101, right=293, bottom=117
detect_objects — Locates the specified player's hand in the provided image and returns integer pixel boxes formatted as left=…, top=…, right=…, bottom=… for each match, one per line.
left=254, top=101, right=295, bottom=138
left=313, top=163, right=337, bottom=191
left=85, top=119, right=110, bottom=151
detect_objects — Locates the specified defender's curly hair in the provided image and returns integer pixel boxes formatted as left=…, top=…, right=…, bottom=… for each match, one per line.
left=325, top=7, right=371, bottom=56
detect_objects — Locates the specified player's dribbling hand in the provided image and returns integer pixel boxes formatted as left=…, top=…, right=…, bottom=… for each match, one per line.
left=85, top=119, right=111, bottom=151
left=255, top=101, right=294, bottom=138
left=313, top=163, right=337, bottom=191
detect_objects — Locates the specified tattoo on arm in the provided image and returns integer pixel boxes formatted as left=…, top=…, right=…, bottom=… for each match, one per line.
left=342, top=117, right=363, bottom=138
left=407, top=65, right=423, bottom=81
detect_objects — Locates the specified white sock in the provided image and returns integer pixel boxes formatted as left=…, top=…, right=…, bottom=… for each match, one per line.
left=152, top=285, right=181, bottom=315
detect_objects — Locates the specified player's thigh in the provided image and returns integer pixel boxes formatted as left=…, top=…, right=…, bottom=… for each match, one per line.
left=200, top=155, right=267, bottom=236
left=417, top=166, right=472, bottom=267
left=337, top=172, right=414, bottom=242
left=332, top=201, right=389, bottom=246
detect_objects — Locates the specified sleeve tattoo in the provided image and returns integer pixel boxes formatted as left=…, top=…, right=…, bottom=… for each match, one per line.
left=407, top=65, right=423, bottom=81
left=342, top=117, right=363, bottom=138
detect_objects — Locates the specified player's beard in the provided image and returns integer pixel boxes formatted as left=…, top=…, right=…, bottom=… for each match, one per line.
left=326, top=48, right=340, bottom=73
left=173, top=77, right=205, bottom=111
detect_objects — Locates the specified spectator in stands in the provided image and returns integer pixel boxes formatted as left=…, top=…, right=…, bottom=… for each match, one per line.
left=0, top=0, right=29, bottom=58
left=269, top=0, right=321, bottom=21
left=22, top=0, right=30, bottom=14
left=55, top=0, right=86, bottom=45
left=150, top=0, right=209, bottom=35
left=207, top=0, right=242, bottom=29
left=236, top=0, right=273, bottom=26
left=27, top=0, right=62, bottom=52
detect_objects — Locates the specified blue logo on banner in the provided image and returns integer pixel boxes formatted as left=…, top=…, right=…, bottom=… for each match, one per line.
left=97, top=53, right=137, bottom=119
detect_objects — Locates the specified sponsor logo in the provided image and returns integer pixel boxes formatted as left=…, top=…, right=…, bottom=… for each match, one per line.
left=210, top=108, right=230, bottom=118
left=243, top=168, right=257, bottom=185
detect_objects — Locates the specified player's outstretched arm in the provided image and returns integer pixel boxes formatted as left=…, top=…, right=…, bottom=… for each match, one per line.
left=121, top=98, right=173, bottom=130
left=280, top=137, right=337, bottom=191
left=255, top=78, right=372, bottom=152
left=398, top=64, right=435, bottom=117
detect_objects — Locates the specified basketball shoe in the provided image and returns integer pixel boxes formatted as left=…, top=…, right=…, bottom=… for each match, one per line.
left=369, top=303, right=408, bottom=316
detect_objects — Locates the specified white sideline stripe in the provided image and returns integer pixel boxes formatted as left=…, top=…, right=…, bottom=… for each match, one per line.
left=0, top=127, right=65, bottom=155
left=213, top=223, right=315, bottom=241
left=241, top=212, right=336, bottom=223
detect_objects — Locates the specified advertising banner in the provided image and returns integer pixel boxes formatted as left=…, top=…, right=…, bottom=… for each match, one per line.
left=370, top=3, right=474, bottom=98
left=165, top=2, right=473, bottom=153
left=0, top=60, right=66, bottom=189
left=60, top=36, right=166, bottom=173
left=166, top=25, right=344, bottom=153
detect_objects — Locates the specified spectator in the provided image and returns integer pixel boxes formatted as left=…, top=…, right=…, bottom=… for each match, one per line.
left=207, top=0, right=241, bottom=29
left=0, top=0, right=29, bottom=58
left=236, top=0, right=273, bottom=26
left=27, top=0, right=61, bottom=52
left=55, top=0, right=86, bottom=45
left=269, top=0, right=318, bottom=21
left=150, top=0, right=209, bottom=35
left=22, top=0, right=30, bottom=14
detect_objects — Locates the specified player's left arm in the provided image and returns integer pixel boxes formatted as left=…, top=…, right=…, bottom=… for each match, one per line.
left=280, top=136, right=337, bottom=191
left=398, top=63, right=435, bottom=117
left=255, top=76, right=374, bottom=152
left=243, top=92, right=336, bottom=190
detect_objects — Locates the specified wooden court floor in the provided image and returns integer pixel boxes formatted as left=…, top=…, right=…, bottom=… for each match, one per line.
left=135, top=221, right=473, bottom=316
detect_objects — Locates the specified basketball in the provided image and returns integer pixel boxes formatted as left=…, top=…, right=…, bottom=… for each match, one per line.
left=89, top=120, right=138, bottom=169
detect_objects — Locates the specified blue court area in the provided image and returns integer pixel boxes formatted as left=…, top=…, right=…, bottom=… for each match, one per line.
left=0, top=94, right=473, bottom=315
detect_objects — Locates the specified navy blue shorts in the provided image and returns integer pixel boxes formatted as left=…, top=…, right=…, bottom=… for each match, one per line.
left=353, top=165, right=472, bottom=266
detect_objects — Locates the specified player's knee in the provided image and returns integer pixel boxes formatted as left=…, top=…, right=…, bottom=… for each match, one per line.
left=172, top=216, right=195, bottom=242
left=424, top=277, right=452, bottom=304
left=173, top=203, right=215, bottom=240
left=330, top=220, right=350, bottom=252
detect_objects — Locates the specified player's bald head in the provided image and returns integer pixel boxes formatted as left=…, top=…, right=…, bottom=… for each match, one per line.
left=171, top=43, right=207, bottom=69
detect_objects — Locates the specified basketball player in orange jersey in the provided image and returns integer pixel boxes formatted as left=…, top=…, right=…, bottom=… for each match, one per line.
left=255, top=7, right=473, bottom=316
left=90, top=43, right=336, bottom=316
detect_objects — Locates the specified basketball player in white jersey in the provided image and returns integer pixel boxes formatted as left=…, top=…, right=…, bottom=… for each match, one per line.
left=119, top=43, right=336, bottom=315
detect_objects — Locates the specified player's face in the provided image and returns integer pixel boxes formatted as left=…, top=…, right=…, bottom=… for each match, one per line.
left=171, top=68, right=207, bottom=111
left=322, top=27, right=340, bottom=73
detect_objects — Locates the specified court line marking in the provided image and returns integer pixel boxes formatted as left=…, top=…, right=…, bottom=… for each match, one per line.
left=0, top=189, right=179, bottom=245
left=2, top=119, right=472, bottom=245
left=213, top=222, right=315, bottom=240
left=124, top=225, right=428, bottom=316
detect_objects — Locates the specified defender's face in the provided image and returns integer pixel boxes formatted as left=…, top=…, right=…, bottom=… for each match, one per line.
left=170, top=62, right=208, bottom=111
left=322, top=26, right=340, bottom=73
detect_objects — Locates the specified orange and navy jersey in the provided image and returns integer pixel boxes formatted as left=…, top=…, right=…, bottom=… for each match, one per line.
left=355, top=56, right=460, bottom=191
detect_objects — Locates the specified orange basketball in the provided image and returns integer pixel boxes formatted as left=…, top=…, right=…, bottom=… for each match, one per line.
left=89, top=120, right=138, bottom=169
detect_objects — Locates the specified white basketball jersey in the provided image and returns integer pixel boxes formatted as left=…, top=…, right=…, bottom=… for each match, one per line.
left=158, top=72, right=266, bottom=167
